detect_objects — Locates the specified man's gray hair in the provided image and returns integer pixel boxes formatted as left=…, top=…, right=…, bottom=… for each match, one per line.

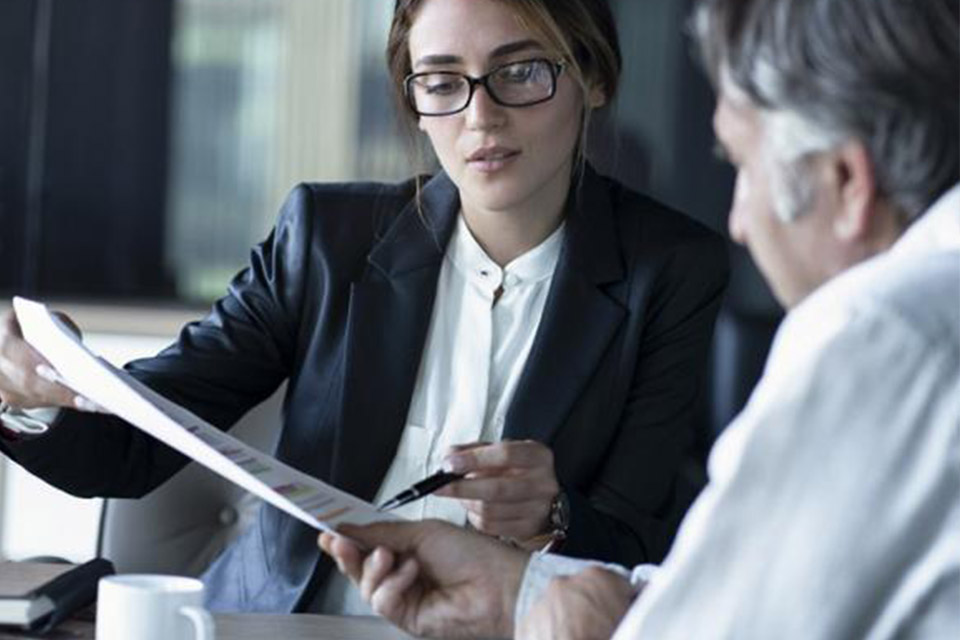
left=693, top=0, right=960, bottom=223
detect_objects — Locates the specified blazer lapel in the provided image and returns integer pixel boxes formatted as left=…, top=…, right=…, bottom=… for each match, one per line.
left=330, top=173, right=459, bottom=500
left=505, top=167, right=627, bottom=444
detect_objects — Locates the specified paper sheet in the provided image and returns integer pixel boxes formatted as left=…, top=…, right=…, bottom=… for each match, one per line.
left=13, top=297, right=397, bottom=533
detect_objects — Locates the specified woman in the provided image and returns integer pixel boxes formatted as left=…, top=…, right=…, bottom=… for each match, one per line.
left=0, top=0, right=727, bottom=615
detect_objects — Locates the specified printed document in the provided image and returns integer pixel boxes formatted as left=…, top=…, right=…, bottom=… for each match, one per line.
left=13, top=297, right=396, bottom=533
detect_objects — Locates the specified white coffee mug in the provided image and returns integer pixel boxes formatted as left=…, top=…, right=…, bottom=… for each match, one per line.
left=96, top=574, right=215, bottom=640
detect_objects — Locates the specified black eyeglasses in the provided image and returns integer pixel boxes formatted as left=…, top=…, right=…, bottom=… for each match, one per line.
left=404, top=58, right=566, bottom=117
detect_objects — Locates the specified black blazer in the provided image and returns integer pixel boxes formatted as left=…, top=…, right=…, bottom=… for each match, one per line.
left=2, top=166, right=728, bottom=612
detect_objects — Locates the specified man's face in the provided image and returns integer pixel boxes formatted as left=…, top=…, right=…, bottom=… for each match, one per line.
left=713, top=90, right=841, bottom=308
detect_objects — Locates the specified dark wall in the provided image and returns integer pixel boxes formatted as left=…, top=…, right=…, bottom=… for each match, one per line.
left=0, top=0, right=175, bottom=299
left=591, top=0, right=784, bottom=444
left=0, top=1, right=36, bottom=293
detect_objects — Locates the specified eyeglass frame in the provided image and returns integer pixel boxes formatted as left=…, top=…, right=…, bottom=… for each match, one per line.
left=403, top=58, right=567, bottom=117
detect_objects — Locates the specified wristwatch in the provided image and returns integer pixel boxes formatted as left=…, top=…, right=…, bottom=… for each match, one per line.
left=505, top=490, right=571, bottom=552
left=544, top=489, right=570, bottom=551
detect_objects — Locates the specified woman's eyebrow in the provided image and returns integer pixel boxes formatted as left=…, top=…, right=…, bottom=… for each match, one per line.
left=413, top=39, right=545, bottom=69
left=489, top=39, right=544, bottom=60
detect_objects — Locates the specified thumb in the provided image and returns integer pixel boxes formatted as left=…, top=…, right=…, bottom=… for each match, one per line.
left=337, top=521, right=426, bottom=554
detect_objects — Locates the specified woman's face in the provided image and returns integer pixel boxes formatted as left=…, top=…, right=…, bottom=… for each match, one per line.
left=407, top=0, right=588, bottom=217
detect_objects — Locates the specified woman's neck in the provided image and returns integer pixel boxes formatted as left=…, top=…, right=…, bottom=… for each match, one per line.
left=460, top=168, right=573, bottom=267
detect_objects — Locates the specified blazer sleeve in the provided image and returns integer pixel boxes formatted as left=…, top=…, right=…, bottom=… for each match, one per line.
left=562, top=231, right=730, bottom=565
left=0, top=185, right=318, bottom=499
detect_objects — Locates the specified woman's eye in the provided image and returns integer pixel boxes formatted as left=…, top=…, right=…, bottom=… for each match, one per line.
left=498, top=63, right=536, bottom=83
left=423, top=79, right=462, bottom=95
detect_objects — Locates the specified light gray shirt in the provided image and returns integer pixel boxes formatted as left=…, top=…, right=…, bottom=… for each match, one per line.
left=518, top=185, right=960, bottom=639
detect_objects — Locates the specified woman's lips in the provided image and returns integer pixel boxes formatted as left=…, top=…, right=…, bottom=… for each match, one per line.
left=466, top=149, right=521, bottom=173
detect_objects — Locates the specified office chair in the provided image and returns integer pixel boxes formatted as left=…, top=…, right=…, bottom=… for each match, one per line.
left=96, top=388, right=284, bottom=576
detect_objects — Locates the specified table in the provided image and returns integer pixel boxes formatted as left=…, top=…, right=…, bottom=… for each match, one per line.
left=0, top=563, right=415, bottom=639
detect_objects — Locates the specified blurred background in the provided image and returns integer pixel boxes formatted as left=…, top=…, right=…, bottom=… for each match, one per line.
left=0, top=0, right=780, bottom=565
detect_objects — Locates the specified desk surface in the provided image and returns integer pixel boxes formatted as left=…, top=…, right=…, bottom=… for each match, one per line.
left=0, top=563, right=415, bottom=640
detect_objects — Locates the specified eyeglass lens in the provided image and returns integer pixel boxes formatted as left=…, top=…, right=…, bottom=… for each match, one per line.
left=407, top=59, right=558, bottom=116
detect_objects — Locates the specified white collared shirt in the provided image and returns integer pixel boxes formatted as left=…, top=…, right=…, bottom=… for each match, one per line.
left=518, top=185, right=960, bottom=639
left=319, top=214, right=565, bottom=614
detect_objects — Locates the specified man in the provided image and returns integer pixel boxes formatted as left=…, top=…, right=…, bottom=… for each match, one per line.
left=321, top=0, right=960, bottom=637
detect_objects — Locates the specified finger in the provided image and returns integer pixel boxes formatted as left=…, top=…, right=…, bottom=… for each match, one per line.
left=337, top=520, right=437, bottom=554
left=0, top=346, right=77, bottom=410
left=360, top=547, right=396, bottom=602
left=35, top=361, right=106, bottom=413
left=72, top=395, right=108, bottom=413
left=460, top=499, right=544, bottom=521
left=369, top=556, right=420, bottom=619
left=318, top=532, right=334, bottom=555
left=33, top=364, right=103, bottom=413
left=444, top=440, right=554, bottom=474
left=466, top=511, right=548, bottom=540
left=443, top=441, right=491, bottom=457
left=439, top=475, right=557, bottom=502
left=328, top=534, right=365, bottom=583
left=0, top=311, right=23, bottom=339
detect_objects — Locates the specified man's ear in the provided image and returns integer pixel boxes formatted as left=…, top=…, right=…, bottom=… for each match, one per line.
left=830, top=140, right=877, bottom=241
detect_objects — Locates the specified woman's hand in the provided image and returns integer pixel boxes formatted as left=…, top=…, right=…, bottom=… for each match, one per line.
left=0, top=310, right=98, bottom=411
left=435, top=440, right=560, bottom=542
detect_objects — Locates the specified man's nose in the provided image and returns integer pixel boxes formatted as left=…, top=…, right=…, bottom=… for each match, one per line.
left=727, top=173, right=749, bottom=244
left=464, top=84, right=506, bottom=130
left=728, top=204, right=746, bottom=244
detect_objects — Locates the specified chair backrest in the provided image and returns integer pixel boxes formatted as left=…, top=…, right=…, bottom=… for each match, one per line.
left=705, top=248, right=783, bottom=440
left=96, top=387, right=284, bottom=576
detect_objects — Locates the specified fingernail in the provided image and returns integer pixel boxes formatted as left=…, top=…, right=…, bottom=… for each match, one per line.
left=443, top=456, right=466, bottom=474
left=74, top=396, right=98, bottom=412
left=35, top=364, right=59, bottom=383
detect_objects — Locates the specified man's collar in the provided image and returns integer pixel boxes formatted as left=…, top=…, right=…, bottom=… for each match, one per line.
left=892, top=184, right=960, bottom=258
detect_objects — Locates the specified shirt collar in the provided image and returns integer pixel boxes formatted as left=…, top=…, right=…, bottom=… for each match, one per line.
left=892, top=183, right=960, bottom=258
left=447, top=214, right=566, bottom=287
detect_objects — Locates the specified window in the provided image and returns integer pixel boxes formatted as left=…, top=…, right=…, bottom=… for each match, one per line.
left=0, top=0, right=732, bottom=305
left=166, top=0, right=416, bottom=301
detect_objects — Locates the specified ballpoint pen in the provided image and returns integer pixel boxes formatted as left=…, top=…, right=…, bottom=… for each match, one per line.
left=378, top=470, right=465, bottom=512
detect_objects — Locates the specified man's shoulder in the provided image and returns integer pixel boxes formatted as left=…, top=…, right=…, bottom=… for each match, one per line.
left=771, top=248, right=959, bottom=381
left=825, top=249, right=959, bottom=348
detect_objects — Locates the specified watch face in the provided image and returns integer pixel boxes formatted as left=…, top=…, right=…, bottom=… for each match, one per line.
left=550, top=491, right=570, bottom=531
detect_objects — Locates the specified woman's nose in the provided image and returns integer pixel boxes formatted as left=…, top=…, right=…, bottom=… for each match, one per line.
left=464, top=85, right=506, bottom=130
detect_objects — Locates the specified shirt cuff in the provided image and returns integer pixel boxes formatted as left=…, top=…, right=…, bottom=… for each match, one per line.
left=0, top=406, right=62, bottom=439
left=514, top=553, right=656, bottom=631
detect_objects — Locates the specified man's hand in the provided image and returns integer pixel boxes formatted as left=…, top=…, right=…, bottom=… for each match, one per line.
left=319, top=519, right=529, bottom=639
left=516, top=567, right=635, bottom=640
left=435, top=440, right=560, bottom=541
left=0, top=310, right=95, bottom=411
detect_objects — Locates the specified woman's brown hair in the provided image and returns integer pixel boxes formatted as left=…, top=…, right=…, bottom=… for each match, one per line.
left=387, top=0, right=621, bottom=168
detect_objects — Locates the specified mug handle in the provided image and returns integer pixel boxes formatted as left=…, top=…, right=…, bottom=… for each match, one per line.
left=179, top=605, right=215, bottom=640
